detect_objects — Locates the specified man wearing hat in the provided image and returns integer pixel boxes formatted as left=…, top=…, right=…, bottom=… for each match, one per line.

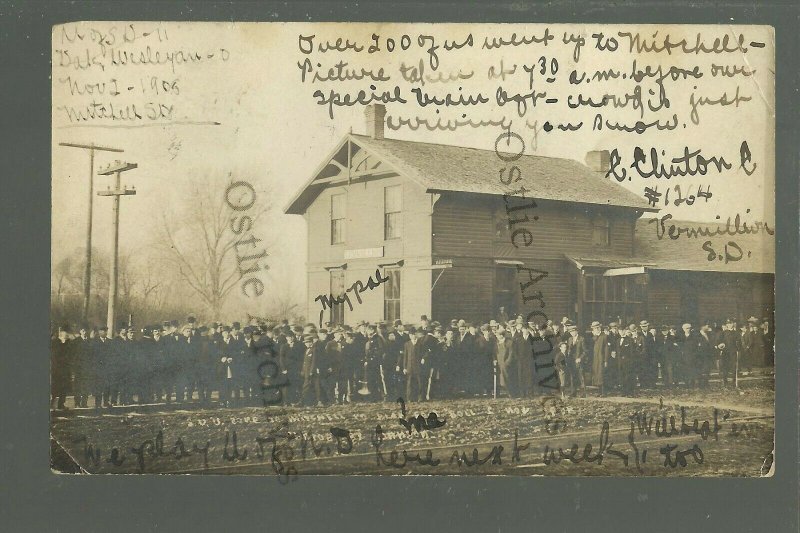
left=553, top=340, right=569, bottom=400
left=677, top=323, right=701, bottom=388
left=340, top=330, right=361, bottom=403
left=657, top=324, right=680, bottom=389
left=455, top=319, right=476, bottom=394
left=696, top=324, right=716, bottom=388
left=511, top=320, right=534, bottom=398
left=419, top=315, right=430, bottom=330
left=739, top=317, right=758, bottom=372
left=237, top=326, right=259, bottom=404
left=715, top=318, right=740, bottom=386
left=121, top=326, right=141, bottom=405
left=195, top=324, right=218, bottom=404
left=617, top=324, right=643, bottom=396
left=474, top=324, right=495, bottom=396
left=559, top=317, right=572, bottom=342
left=91, top=325, right=112, bottom=407
left=438, top=327, right=460, bottom=398
left=399, top=327, right=427, bottom=402
left=565, top=323, right=586, bottom=397
left=275, top=331, right=297, bottom=404
left=231, top=321, right=242, bottom=342
left=747, top=317, right=765, bottom=371
left=68, top=323, right=92, bottom=408
left=589, top=321, right=610, bottom=396
left=146, top=325, right=169, bottom=403
left=289, top=326, right=306, bottom=399
left=638, top=320, right=658, bottom=389
left=299, top=334, right=322, bottom=406
left=364, top=324, right=387, bottom=402
left=161, top=321, right=182, bottom=403
left=493, top=323, right=515, bottom=398
left=604, top=322, right=621, bottom=392
left=215, top=325, right=236, bottom=406
left=308, top=328, right=331, bottom=405
left=385, top=327, right=404, bottom=400
left=325, top=328, right=346, bottom=404
left=353, top=321, right=367, bottom=347
left=175, top=323, right=201, bottom=403
left=51, top=324, right=73, bottom=410
left=106, top=323, right=128, bottom=406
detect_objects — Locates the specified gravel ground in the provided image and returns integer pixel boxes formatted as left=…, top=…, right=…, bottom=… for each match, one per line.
left=51, top=377, right=774, bottom=477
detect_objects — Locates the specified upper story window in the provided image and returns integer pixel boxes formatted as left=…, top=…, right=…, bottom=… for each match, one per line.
left=591, top=214, right=611, bottom=247
left=330, top=193, right=346, bottom=245
left=384, top=185, right=402, bottom=240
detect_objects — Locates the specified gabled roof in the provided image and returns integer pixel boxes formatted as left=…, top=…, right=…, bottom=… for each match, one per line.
left=284, top=134, right=657, bottom=214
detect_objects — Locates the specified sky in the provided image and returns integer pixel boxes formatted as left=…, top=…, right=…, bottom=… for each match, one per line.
left=52, top=22, right=775, bottom=315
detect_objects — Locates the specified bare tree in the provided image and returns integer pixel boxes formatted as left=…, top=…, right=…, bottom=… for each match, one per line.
left=136, top=257, right=164, bottom=311
left=157, top=173, right=270, bottom=319
left=264, top=264, right=304, bottom=321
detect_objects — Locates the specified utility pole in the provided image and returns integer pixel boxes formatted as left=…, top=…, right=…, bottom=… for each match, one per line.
left=58, top=142, right=124, bottom=323
left=97, top=161, right=137, bottom=335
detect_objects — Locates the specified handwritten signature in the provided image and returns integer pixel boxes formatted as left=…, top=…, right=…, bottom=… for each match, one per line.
left=314, top=268, right=390, bottom=326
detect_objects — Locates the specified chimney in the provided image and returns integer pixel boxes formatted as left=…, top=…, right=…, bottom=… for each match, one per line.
left=365, top=104, right=386, bottom=140
left=585, top=150, right=611, bottom=177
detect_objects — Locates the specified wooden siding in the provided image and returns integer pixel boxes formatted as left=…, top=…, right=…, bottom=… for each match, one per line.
left=646, top=282, right=683, bottom=326
left=432, top=193, right=637, bottom=261
left=431, top=265, right=492, bottom=324
left=647, top=271, right=774, bottom=326
left=430, top=257, right=575, bottom=325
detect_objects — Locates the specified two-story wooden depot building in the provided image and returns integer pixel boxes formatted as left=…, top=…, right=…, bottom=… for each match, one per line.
left=285, top=105, right=774, bottom=329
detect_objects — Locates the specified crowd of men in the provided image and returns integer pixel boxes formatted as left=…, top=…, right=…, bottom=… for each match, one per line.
left=50, top=313, right=774, bottom=410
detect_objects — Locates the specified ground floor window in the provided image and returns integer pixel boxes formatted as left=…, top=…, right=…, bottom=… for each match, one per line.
left=583, top=274, right=646, bottom=326
left=329, top=270, right=345, bottom=326
left=384, top=268, right=401, bottom=322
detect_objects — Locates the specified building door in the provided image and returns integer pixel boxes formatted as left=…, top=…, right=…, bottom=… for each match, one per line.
left=494, top=266, right=518, bottom=319
left=330, top=270, right=346, bottom=326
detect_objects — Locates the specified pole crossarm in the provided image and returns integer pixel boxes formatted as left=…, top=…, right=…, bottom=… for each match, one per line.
left=98, top=188, right=137, bottom=197
left=58, top=142, right=124, bottom=153
left=98, top=161, right=138, bottom=175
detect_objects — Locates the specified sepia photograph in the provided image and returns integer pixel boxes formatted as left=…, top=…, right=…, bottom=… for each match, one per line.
left=50, top=22, right=775, bottom=477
